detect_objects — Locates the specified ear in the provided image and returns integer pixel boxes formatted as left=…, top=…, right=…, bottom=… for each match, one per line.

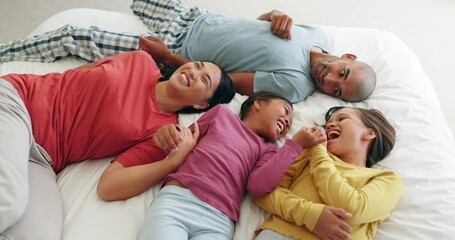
left=193, top=102, right=209, bottom=110
left=341, top=53, right=357, bottom=60
left=362, top=128, right=377, bottom=141
left=252, top=99, right=265, bottom=111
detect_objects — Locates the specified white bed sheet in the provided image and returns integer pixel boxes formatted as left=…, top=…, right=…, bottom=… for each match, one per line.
left=1, top=8, right=455, bottom=240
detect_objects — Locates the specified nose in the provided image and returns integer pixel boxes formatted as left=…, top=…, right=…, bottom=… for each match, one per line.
left=324, top=72, right=339, bottom=83
left=188, top=69, right=198, bottom=81
left=326, top=122, right=336, bottom=129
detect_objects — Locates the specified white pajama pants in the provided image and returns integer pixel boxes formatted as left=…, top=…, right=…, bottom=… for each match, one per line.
left=0, top=79, right=62, bottom=240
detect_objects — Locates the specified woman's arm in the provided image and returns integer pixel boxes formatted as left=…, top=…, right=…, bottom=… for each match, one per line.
left=308, top=145, right=404, bottom=224
left=97, top=124, right=200, bottom=201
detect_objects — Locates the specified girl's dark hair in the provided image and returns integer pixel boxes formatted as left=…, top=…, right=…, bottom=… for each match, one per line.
left=325, top=106, right=396, bottom=167
left=159, top=61, right=236, bottom=114
left=239, top=91, right=292, bottom=120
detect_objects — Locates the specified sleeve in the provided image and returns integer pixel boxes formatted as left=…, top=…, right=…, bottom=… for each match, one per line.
left=254, top=71, right=315, bottom=103
left=114, top=138, right=167, bottom=167
left=247, top=139, right=302, bottom=197
left=253, top=151, right=325, bottom=231
left=308, top=145, right=404, bottom=225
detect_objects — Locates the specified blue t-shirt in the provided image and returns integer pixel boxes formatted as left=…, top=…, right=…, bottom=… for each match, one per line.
left=181, top=13, right=328, bottom=102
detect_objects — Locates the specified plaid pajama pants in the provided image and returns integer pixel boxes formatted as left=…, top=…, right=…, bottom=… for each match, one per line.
left=0, top=0, right=207, bottom=63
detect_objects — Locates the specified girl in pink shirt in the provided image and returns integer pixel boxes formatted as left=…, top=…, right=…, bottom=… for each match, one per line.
left=137, top=91, right=318, bottom=240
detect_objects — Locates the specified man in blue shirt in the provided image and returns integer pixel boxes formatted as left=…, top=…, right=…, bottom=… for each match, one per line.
left=0, top=0, right=376, bottom=102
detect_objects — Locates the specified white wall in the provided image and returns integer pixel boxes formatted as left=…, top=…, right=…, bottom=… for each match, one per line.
left=1, top=0, right=454, bottom=136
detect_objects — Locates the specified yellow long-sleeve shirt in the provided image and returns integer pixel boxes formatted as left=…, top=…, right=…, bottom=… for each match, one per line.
left=254, top=145, right=403, bottom=240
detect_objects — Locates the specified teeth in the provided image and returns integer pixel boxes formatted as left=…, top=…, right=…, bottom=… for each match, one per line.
left=181, top=74, right=189, bottom=86
left=277, top=121, right=284, bottom=133
left=327, top=130, right=340, bottom=140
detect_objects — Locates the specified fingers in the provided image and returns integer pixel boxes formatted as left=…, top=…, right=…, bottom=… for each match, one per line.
left=271, top=14, right=293, bottom=40
left=138, top=35, right=160, bottom=50
left=192, top=122, right=200, bottom=141
left=153, top=124, right=182, bottom=150
left=331, top=207, right=352, bottom=220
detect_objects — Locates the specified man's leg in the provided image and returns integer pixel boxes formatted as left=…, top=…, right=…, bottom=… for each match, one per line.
left=131, top=0, right=207, bottom=54
left=1, top=25, right=140, bottom=63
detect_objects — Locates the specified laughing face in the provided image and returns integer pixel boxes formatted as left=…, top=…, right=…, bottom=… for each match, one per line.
left=167, top=61, right=221, bottom=108
left=253, top=99, right=293, bottom=141
left=325, top=108, right=374, bottom=160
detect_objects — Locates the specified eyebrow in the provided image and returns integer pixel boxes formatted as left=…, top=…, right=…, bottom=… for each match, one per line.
left=344, top=68, right=350, bottom=80
left=199, top=61, right=213, bottom=88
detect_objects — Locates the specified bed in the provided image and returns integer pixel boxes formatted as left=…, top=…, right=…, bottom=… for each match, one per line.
left=1, top=7, right=455, bottom=240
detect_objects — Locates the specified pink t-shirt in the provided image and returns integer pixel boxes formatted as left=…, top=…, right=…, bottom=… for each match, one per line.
left=4, top=51, right=177, bottom=172
left=166, top=105, right=302, bottom=221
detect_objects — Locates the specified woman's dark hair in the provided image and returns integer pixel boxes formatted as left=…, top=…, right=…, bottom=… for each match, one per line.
left=176, top=64, right=236, bottom=114
left=239, top=91, right=292, bottom=120
left=325, top=106, right=396, bottom=167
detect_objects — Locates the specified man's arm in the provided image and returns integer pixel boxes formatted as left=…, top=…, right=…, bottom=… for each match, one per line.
left=139, top=36, right=257, bottom=96
left=228, top=72, right=255, bottom=96
left=257, top=10, right=293, bottom=40
left=139, top=35, right=190, bottom=67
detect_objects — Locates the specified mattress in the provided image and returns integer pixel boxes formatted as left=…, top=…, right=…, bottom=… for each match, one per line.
left=1, top=8, right=455, bottom=240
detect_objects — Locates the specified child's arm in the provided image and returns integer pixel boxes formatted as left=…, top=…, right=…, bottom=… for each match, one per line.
left=308, top=145, right=404, bottom=224
left=247, top=126, right=326, bottom=197
left=254, top=154, right=351, bottom=237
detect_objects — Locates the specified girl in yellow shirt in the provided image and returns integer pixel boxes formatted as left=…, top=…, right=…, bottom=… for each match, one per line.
left=254, top=106, right=403, bottom=240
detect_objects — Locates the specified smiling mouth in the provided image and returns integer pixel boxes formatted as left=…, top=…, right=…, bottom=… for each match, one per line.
left=318, top=66, right=327, bottom=83
left=277, top=120, right=284, bottom=134
left=327, top=130, right=340, bottom=141
left=180, top=73, right=189, bottom=87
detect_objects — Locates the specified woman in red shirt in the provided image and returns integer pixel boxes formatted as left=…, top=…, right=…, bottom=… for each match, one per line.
left=0, top=47, right=235, bottom=240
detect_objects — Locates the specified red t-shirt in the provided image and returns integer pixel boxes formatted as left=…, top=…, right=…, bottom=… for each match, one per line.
left=4, top=51, right=177, bottom=172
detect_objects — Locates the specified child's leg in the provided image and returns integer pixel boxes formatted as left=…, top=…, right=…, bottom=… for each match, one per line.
left=255, top=229, right=297, bottom=240
left=130, top=0, right=207, bottom=54
left=0, top=25, right=139, bottom=63
left=137, top=186, right=190, bottom=240
left=137, top=186, right=234, bottom=240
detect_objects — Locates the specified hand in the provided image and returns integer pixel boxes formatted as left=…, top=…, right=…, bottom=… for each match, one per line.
left=139, top=35, right=172, bottom=63
left=292, top=126, right=327, bottom=149
left=153, top=123, right=200, bottom=151
left=258, top=10, right=293, bottom=40
left=174, top=123, right=200, bottom=154
left=313, top=206, right=352, bottom=240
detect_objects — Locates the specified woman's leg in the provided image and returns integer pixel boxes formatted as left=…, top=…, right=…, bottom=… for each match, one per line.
left=130, top=0, right=207, bottom=54
left=0, top=80, right=32, bottom=234
left=0, top=25, right=139, bottom=63
left=0, top=80, right=62, bottom=240
left=1, top=162, right=62, bottom=240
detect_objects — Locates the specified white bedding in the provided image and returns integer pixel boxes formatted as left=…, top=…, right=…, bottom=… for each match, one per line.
left=1, top=8, right=455, bottom=240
